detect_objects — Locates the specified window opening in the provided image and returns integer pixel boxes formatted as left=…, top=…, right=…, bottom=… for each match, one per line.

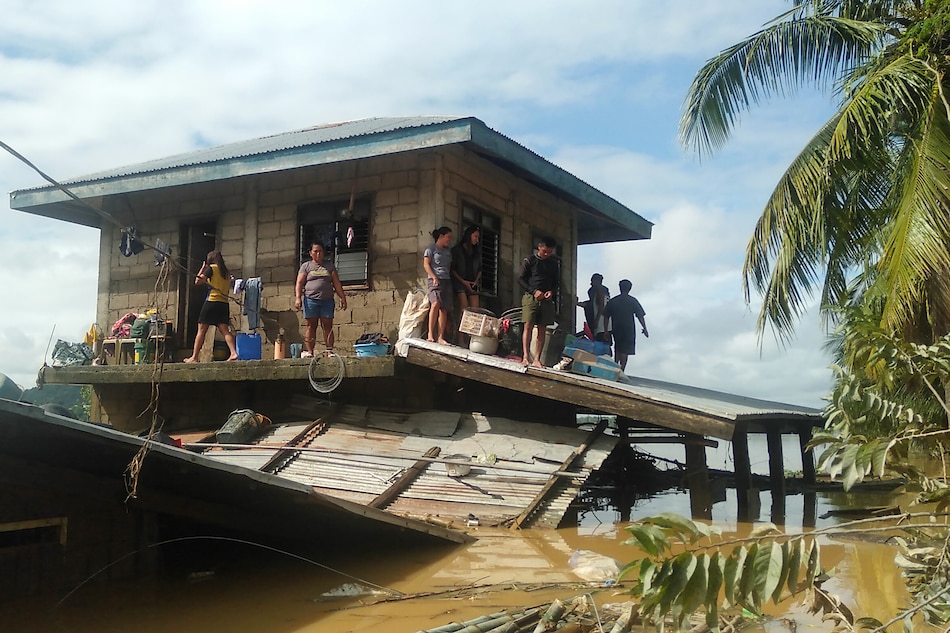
left=298, top=197, right=371, bottom=287
left=461, top=202, right=501, bottom=296
left=0, top=517, right=67, bottom=548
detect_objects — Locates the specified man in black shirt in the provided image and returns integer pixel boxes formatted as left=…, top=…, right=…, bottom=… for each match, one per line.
left=518, top=237, right=559, bottom=367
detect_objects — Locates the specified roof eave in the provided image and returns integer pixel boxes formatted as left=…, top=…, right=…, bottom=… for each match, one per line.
left=9, top=121, right=477, bottom=218
left=10, top=117, right=652, bottom=242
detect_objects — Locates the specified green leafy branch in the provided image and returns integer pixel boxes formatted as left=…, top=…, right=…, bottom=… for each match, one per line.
left=620, top=512, right=950, bottom=632
left=619, top=513, right=822, bottom=632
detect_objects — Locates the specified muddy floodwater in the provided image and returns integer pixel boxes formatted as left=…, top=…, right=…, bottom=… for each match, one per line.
left=0, top=437, right=924, bottom=632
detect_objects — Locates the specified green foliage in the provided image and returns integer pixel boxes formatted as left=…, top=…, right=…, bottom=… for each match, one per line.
left=814, top=328, right=950, bottom=495
left=620, top=514, right=823, bottom=631
left=892, top=535, right=950, bottom=625
left=682, top=0, right=950, bottom=343
left=21, top=384, right=87, bottom=420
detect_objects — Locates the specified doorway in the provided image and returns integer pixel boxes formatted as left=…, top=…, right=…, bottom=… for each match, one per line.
left=178, top=221, right=218, bottom=349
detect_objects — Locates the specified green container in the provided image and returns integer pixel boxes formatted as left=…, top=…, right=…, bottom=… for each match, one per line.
left=134, top=340, right=155, bottom=364
left=212, top=340, right=230, bottom=361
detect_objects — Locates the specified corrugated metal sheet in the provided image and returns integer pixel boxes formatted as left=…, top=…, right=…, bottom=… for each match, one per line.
left=0, top=399, right=467, bottom=544
left=402, top=338, right=822, bottom=432
left=10, top=116, right=652, bottom=244
left=198, top=408, right=616, bottom=529
left=37, top=117, right=463, bottom=187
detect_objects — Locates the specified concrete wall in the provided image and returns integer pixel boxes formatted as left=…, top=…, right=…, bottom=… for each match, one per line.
left=95, top=147, right=577, bottom=361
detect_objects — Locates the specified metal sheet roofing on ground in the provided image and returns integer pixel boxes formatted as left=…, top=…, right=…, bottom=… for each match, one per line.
left=402, top=338, right=822, bottom=439
left=196, top=405, right=617, bottom=530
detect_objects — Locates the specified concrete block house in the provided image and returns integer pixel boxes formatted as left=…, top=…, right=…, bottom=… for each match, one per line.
left=12, top=116, right=652, bottom=429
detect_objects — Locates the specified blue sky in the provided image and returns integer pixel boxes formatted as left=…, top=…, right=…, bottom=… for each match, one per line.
left=0, top=0, right=837, bottom=406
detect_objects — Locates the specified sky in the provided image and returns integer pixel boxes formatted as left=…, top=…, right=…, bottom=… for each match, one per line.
left=0, top=0, right=837, bottom=407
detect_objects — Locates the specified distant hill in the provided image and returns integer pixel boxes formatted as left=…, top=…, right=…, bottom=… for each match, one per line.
left=20, top=384, right=89, bottom=420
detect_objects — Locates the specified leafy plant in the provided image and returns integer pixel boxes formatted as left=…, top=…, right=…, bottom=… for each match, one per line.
left=620, top=514, right=823, bottom=631
left=621, top=513, right=950, bottom=632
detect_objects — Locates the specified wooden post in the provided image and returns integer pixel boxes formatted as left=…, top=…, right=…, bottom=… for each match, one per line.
left=802, top=491, right=817, bottom=529
left=766, top=429, right=786, bottom=526
left=766, top=430, right=786, bottom=495
left=684, top=435, right=712, bottom=520
left=510, top=420, right=606, bottom=530
left=732, top=425, right=753, bottom=522
left=799, top=426, right=816, bottom=485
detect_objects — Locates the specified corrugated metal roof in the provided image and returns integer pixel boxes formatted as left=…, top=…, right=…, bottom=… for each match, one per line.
left=39, top=116, right=464, bottom=187
left=9, top=116, right=652, bottom=243
left=0, top=398, right=467, bottom=544
left=402, top=339, right=823, bottom=439
left=194, top=406, right=617, bottom=529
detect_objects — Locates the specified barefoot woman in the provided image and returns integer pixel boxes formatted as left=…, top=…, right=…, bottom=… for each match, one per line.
left=184, top=250, right=237, bottom=362
left=423, top=227, right=453, bottom=344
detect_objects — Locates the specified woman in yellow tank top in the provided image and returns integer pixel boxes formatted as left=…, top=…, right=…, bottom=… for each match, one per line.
left=184, top=250, right=238, bottom=362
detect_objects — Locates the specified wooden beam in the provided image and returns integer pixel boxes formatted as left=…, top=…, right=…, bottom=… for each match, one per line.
left=684, top=437, right=711, bottom=520
left=369, top=446, right=440, bottom=509
left=38, top=356, right=396, bottom=385
left=627, top=436, right=718, bottom=448
left=733, top=425, right=753, bottom=522
left=766, top=429, right=786, bottom=501
left=510, top=420, right=607, bottom=530
left=406, top=347, right=735, bottom=439
left=259, top=406, right=338, bottom=474
left=799, top=427, right=816, bottom=485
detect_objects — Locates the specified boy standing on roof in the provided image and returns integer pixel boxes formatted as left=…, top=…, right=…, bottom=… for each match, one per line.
left=518, top=237, right=560, bottom=368
left=603, top=279, right=648, bottom=371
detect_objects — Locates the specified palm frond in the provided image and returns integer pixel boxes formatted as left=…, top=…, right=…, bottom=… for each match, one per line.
left=681, top=13, right=888, bottom=156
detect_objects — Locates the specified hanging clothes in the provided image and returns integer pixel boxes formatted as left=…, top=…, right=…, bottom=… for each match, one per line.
left=120, top=227, right=145, bottom=257
left=243, top=278, right=262, bottom=329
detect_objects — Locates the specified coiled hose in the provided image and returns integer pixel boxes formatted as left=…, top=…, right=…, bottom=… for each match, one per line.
left=307, top=352, right=345, bottom=393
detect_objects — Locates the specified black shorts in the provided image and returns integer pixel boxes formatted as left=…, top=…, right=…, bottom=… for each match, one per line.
left=613, top=332, right=636, bottom=355
left=198, top=300, right=230, bottom=326
left=427, top=278, right=454, bottom=311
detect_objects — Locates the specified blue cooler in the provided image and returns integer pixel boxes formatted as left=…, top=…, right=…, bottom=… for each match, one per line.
left=236, top=332, right=262, bottom=360
left=354, top=343, right=389, bottom=357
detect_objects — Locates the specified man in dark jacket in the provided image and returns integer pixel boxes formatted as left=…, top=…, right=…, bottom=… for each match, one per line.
left=518, top=237, right=559, bottom=367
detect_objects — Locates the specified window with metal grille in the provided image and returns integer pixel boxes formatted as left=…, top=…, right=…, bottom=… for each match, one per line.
left=298, top=197, right=372, bottom=287
left=461, top=202, right=501, bottom=296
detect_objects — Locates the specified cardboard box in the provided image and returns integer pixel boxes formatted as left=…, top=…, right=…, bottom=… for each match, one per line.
left=570, top=357, right=623, bottom=381
left=566, top=348, right=602, bottom=365
left=459, top=310, right=500, bottom=337
left=564, top=338, right=611, bottom=357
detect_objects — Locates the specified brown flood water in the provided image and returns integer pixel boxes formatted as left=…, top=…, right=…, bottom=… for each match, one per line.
left=0, top=487, right=917, bottom=633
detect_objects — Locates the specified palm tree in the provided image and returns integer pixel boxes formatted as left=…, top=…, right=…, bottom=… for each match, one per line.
left=681, top=0, right=950, bottom=344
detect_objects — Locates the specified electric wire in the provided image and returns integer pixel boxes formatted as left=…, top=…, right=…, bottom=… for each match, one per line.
left=55, top=535, right=404, bottom=609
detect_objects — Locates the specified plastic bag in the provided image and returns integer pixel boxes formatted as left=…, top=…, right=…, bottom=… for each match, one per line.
left=394, top=289, right=430, bottom=357
left=568, top=549, right=621, bottom=582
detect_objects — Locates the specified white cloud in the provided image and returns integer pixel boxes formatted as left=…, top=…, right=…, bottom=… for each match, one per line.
left=0, top=0, right=836, bottom=408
